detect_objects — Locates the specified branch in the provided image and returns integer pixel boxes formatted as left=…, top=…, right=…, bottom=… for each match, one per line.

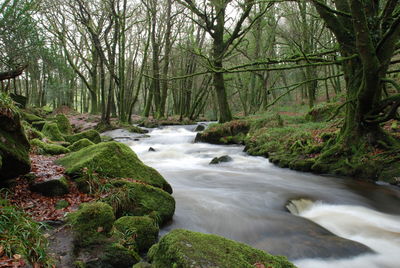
left=0, top=65, right=27, bottom=82
left=364, top=94, right=400, bottom=124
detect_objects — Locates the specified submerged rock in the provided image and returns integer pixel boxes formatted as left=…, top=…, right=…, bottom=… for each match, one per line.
left=114, top=216, right=159, bottom=252
left=148, top=229, right=296, bottom=268
left=209, top=155, right=233, bottom=165
left=148, top=147, right=156, bottom=152
left=0, top=97, right=31, bottom=182
left=30, top=176, right=69, bottom=197
left=56, top=141, right=172, bottom=193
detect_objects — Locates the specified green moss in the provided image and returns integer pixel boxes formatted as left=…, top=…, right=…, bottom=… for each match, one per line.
left=30, top=138, right=70, bottom=155
left=30, top=176, right=69, bottom=197
left=21, top=112, right=44, bottom=123
left=65, top=129, right=101, bottom=144
left=82, top=243, right=140, bottom=268
left=56, top=114, right=73, bottom=134
left=55, top=199, right=70, bottom=209
left=148, top=229, right=296, bottom=268
left=104, top=181, right=175, bottom=225
left=31, top=120, right=46, bottom=131
left=56, top=142, right=172, bottom=193
left=114, top=216, right=159, bottom=252
left=42, top=122, right=65, bottom=141
left=67, top=138, right=95, bottom=152
left=22, top=121, right=45, bottom=141
left=68, top=202, right=115, bottom=247
left=196, top=120, right=250, bottom=144
left=305, top=102, right=342, bottom=122
left=132, top=262, right=152, bottom=268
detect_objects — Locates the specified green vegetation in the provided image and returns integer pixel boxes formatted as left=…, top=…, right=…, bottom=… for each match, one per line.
left=30, top=138, right=70, bottom=155
left=104, top=180, right=175, bottom=224
left=114, top=216, right=159, bottom=252
left=21, top=112, right=44, bottom=123
left=42, top=122, right=65, bottom=141
left=65, top=129, right=101, bottom=144
left=55, top=114, right=73, bottom=134
left=67, top=138, right=94, bottom=152
left=56, top=142, right=172, bottom=193
left=67, top=202, right=115, bottom=247
left=148, top=229, right=296, bottom=268
left=0, top=198, right=53, bottom=266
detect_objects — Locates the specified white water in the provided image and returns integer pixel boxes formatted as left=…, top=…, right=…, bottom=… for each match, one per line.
left=106, top=126, right=400, bottom=267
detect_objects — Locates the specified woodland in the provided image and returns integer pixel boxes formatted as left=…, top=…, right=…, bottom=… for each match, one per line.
left=0, top=0, right=400, bottom=267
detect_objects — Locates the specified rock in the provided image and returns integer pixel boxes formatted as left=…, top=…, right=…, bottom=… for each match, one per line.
left=114, top=216, right=159, bottom=252
left=67, top=202, right=115, bottom=247
left=30, top=139, right=70, bottom=155
left=42, top=122, right=65, bottom=141
left=10, top=93, right=27, bottom=108
left=82, top=243, right=140, bottom=268
left=56, top=141, right=172, bottom=193
left=148, top=147, right=156, bottom=152
left=194, top=124, right=206, bottom=132
left=55, top=199, right=70, bottom=209
left=21, top=112, right=44, bottom=123
left=0, top=94, right=31, bottom=182
left=55, top=114, right=73, bottom=135
left=148, top=229, right=296, bottom=268
left=67, top=138, right=94, bottom=152
left=132, top=262, right=152, bottom=268
left=209, top=155, right=233, bottom=165
left=30, top=176, right=69, bottom=197
left=104, top=180, right=175, bottom=225
left=127, top=125, right=149, bottom=134
left=64, top=129, right=101, bottom=144
left=31, top=120, right=46, bottom=131
left=195, top=120, right=250, bottom=144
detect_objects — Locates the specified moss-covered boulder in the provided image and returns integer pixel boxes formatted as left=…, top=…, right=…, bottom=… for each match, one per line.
left=148, top=229, right=296, bottom=268
left=31, top=120, right=46, bottom=131
left=30, top=139, right=70, bottom=155
left=67, top=138, right=94, bottom=152
left=42, top=122, right=65, bottom=141
left=0, top=94, right=31, bottom=182
left=65, top=129, right=101, bottom=144
left=306, top=102, right=342, bottom=122
left=114, top=216, right=159, bottom=252
left=23, top=121, right=45, bottom=141
left=104, top=181, right=175, bottom=224
left=195, top=120, right=250, bottom=145
left=68, top=202, right=115, bottom=247
left=56, top=142, right=172, bottom=193
left=30, top=177, right=69, bottom=196
left=21, top=112, right=44, bottom=123
left=209, top=155, right=233, bottom=165
left=55, top=114, right=73, bottom=134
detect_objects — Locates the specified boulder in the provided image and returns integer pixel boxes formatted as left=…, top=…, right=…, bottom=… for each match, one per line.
left=209, top=155, right=233, bottom=165
left=30, top=139, right=70, bottom=155
left=10, top=93, right=27, bottom=108
left=55, top=114, right=73, bottom=134
left=194, top=124, right=206, bottom=132
left=67, top=202, right=115, bottom=247
left=30, top=176, right=69, bottom=196
left=21, top=111, right=44, bottom=123
left=55, top=199, right=69, bottom=209
left=67, top=138, right=94, bottom=152
left=65, top=129, right=101, bottom=144
left=42, top=122, right=65, bottom=141
left=31, top=120, right=46, bottom=131
left=56, top=142, right=172, bottom=193
left=114, top=216, right=159, bottom=252
left=104, top=180, right=175, bottom=225
left=148, top=229, right=296, bottom=268
left=0, top=94, right=31, bottom=182
left=148, top=147, right=156, bottom=152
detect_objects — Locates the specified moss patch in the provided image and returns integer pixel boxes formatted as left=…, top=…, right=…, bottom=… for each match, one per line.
left=67, top=138, right=94, bottom=152
left=65, top=129, right=101, bottom=144
left=148, top=229, right=296, bottom=268
left=21, top=112, right=44, bottom=123
left=114, top=216, right=159, bottom=252
left=68, top=202, right=115, bottom=247
left=30, top=139, right=70, bottom=155
left=55, top=114, right=73, bottom=134
left=42, top=122, right=65, bottom=141
left=104, top=180, right=175, bottom=225
left=56, top=142, right=172, bottom=193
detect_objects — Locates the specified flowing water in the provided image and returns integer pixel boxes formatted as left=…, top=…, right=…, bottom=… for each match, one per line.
left=104, top=126, right=400, bottom=268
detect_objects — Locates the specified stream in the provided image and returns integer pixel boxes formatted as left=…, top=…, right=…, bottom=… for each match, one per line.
left=104, top=125, right=400, bottom=268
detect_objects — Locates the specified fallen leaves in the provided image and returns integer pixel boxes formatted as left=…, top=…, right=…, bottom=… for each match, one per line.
left=0, top=248, right=25, bottom=268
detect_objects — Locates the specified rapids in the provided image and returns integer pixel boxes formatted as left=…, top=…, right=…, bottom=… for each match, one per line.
left=104, top=125, right=400, bottom=268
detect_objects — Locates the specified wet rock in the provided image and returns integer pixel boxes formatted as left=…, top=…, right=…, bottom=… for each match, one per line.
left=209, top=155, right=233, bottom=165
left=148, top=229, right=296, bottom=268
left=194, top=124, right=206, bottom=132
left=30, top=177, right=69, bottom=197
left=148, top=147, right=156, bottom=152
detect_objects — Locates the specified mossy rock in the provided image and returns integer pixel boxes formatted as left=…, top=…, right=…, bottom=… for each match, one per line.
left=56, top=114, right=73, bottom=135
left=148, top=229, right=296, bottom=268
left=289, top=158, right=315, bottom=172
left=21, top=112, right=44, bottom=123
left=65, top=129, right=101, bottom=144
left=82, top=243, right=140, bottom=268
left=23, top=121, right=45, bottom=141
left=0, top=105, right=31, bottom=182
left=378, top=162, right=400, bottom=185
left=31, top=120, right=46, bottom=131
left=68, top=202, right=115, bottom=247
left=209, top=155, right=233, bottom=165
left=30, top=176, right=69, bottom=197
left=30, top=138, right=70, bottom=155
left=67, top=138, right=95, bottom=152
left=56, top=142, right=172, bottom=193
left=306, top=102, right=342, bottom=122
left=114, top=216, right=159, bottom=252
left=42, top=122, right=65, bottom=141
left=104, top=181, right=175, bottom=225
left=132, top=262, right=152, bottom=268
left=195, top=120, right=250, bottom=145
left=55, top=199, right=69, bottom=209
